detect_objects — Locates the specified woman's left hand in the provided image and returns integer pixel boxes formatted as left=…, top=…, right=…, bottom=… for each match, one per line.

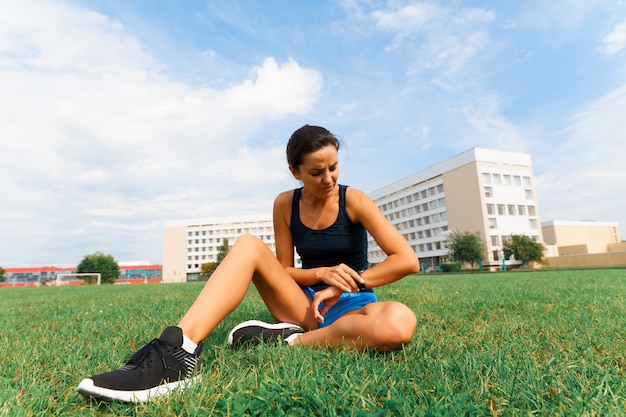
left=312, top=285, right=344, bottom=323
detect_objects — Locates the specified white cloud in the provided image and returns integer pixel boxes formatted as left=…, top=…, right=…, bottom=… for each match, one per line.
left=369, top=3, right=494, bottom=81
left=599, top=19, right=626, bottom=55
left=0, top=0, right=322, bottom=264
left=536, top=84, right=626, bottom=229
left=458, top=96, right=526, bottom=151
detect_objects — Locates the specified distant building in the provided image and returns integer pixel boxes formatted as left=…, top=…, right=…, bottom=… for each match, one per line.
left=163, top=214, right=276, bottom=283
left=367, top=148, right=542, bottom=270
left=1, top=263, right=162, bottom=287
left=542, top=220, right=626, bottom=267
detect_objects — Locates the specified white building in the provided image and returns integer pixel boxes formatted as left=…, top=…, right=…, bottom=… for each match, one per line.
left=162, top=214, right=275, bottom=283
left=367, top=148, right=542, bottom=270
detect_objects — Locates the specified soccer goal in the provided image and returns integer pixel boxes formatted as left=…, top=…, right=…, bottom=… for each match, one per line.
left=56, top=273, right=101, bottom=286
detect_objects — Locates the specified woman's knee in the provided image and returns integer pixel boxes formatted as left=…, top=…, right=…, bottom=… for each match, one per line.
left=377, top=302, right=417, bottom=347
left=232, top=233, right=268, bottom=253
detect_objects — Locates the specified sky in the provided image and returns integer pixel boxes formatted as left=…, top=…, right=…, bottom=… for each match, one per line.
left=1, top=0, right=625, bottom=266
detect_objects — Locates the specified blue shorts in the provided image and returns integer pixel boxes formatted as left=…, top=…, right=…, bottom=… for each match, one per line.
left=302, top=286, right=378, bottom=328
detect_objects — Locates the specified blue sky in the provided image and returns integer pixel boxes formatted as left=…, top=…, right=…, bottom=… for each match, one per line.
left=1, top=0, right=625, bottom=265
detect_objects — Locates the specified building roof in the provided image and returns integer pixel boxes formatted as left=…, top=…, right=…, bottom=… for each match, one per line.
left=369, top=147, right=532, bottom=200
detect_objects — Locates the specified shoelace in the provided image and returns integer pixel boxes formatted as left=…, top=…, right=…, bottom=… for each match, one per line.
left=127, top=339, right=169, bottom=370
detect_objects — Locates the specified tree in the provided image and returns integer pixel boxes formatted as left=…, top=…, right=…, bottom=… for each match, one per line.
left=0, top=266, right=5, bottom=282
left=77, top=252, right=120, bottom=284
left=216, top=239, right=230, bottom=264
left=201, top=262, right=217, bottom=279
left=200, top=239, right=230, bottom=279
left=502, top=234, right=545, bottom=267
left=447, top=230, right=486, bottom=269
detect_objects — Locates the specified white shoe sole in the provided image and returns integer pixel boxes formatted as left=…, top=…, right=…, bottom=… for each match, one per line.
left=76, top=374, right=201, bottom=403
left=227, top=320, right=304, bottom=344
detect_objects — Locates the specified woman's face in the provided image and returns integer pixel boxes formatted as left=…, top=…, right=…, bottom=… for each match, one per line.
left=290, top=145, right=339, bottom=198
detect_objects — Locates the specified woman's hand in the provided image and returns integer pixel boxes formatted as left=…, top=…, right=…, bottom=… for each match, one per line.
left=316, top=263, right=363, bottom=293
left=312, top=285, right=344, bottom=324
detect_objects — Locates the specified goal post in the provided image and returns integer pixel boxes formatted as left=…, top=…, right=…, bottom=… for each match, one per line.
left=56, top=273, right=101, bottom=286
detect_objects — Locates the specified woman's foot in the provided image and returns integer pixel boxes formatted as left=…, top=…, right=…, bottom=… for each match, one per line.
left=227, top=320, right=305, bottom=346
left=77, top=326, right=202, bottom=403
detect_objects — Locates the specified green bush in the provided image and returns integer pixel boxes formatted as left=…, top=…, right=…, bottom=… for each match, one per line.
left=440, top=261, right=462, bottom=272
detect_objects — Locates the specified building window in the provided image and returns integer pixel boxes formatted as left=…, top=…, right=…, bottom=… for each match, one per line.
left=527, top=205, right=536, bottom=216
left=513, top=176, right=521, bottom=186
left=493, top=174, right=501, bottom=184
left=484, top=186, right=493, bottom=198
left=493, top=250, right=500, bottom=261
left=518, top=205, right=526, bottom=215
left=497, top=204, right=506, bottom=215
left=488, top=218, right=498, bottom=229
left=525, top=189, right=533, bottom=200
left=487, top=204, right=495, bottom=215
left=491, top=235, right=499, bottom=246
left=529, top=219, right=538, bottom=229
left=482, top=173, right=491, bottom=184
left=503, top=175, right=512, bottom=185
left=508, top=204, right=516, bottom=215
left=523, top=176, right=531, bottom=186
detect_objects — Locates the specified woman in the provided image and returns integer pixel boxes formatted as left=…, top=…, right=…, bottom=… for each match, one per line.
left=77, top=125, right=420, bottom=403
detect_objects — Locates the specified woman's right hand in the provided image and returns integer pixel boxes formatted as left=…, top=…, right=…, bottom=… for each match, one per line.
left=316, top=264, right=364, bottom=293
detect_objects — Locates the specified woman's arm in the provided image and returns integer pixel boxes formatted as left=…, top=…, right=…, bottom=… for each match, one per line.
left=346, top=187, right=420, bottom=288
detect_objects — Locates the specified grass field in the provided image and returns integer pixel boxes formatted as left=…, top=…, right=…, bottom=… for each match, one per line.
left=1, top=269, right=625, bottom=416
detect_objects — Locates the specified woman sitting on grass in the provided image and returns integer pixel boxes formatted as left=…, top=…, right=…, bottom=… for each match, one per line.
left=77, top=124, right=420, bottom=403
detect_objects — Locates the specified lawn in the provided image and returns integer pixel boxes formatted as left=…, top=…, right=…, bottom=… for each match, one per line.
left=1, top=269, right=625, bottom=416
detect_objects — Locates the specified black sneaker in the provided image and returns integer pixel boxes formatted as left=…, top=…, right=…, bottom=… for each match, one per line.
left=77, top=326, right=202, bottom=403
left=227, top=320, right=305, bottom=346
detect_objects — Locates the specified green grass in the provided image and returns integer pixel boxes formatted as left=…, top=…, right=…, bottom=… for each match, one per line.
left=1, top=269, right=625, bottom=416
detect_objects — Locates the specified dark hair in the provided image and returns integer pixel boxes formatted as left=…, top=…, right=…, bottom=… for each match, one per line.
left=286, top=125, right=341, bottom=169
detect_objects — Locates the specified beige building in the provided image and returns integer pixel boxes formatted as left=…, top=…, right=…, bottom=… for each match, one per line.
left=542, top=220, right=626, bottom=267
left=367, top=148, right=542, bottom=270
left=163, top=214, right=275, bottom=283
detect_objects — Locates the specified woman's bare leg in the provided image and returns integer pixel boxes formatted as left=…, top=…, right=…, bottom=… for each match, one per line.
left=176, top=234, right=416, bottom=352
left=294, top=301, right=417, bottom=352
left=177, top=234, right=316, bottom=343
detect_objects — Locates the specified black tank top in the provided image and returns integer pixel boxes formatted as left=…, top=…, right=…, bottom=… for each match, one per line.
left=291, top=185, right=369, bottom=292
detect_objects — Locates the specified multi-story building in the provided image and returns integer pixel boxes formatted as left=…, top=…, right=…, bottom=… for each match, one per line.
left=162, top=147, right=543, bottom=280
left=163, top=214, right=275, bottom=283
left=367, top=147, right=542, bottom=270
